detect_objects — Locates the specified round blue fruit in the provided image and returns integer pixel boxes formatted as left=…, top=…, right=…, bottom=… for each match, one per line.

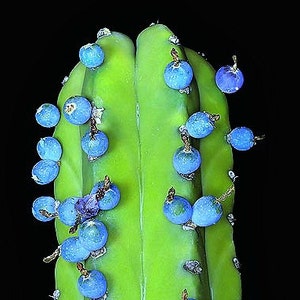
left=36, top=136, right=62, bottom=161
left=164, top=60, right=193, bottom=90
left=215, top=65, right=244, bottom=94
left=185, top=111, right=215, bottom=138
left=191, top=195, right=223, bottom=227
left=57, top=196, right=81, bottom=226
left=35, top=103, right=60, bottom=128
left=81, top=130, right=109, bottom=159
left=77, top=269, right=107, bottom=299
left=163, top=195, right=192, bottom=225
left=226, top=126, right=255, bottom=151
left=79, top=43, right=105, bottom=69
left=31, top=159, right=60, bottom=185
left=32, top=196, right=57, bottom=222
left=173, top=146, right=201, bottom=175
left=78, top=219, right=108, bottom=252
left=60, top=236, right=91, bottom=263
left=63, top=96, right=92, bottom=125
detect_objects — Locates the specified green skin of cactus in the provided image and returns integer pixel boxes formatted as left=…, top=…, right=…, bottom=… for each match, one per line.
left=51, top=23, right=241, bottom=300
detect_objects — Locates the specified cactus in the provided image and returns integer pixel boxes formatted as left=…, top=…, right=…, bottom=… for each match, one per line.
left=31, top=22, right=264, bottom=300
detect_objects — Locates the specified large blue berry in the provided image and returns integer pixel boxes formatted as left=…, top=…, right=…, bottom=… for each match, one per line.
left=164, top=48, right=193, bottom=90
left=35, top=103, right=60, bottom=128
left=32, top=196, right=58, bottom=222
left=60, top=236, right=90, bottom=263
left=215, top=55, right=244, bottom=94
left=79, top=43, right=105, bottom=69
left=81, top=130, right=109, bottom=160
left=226, top=126, right=255, bottom=151
left=173, top=146, right=201, bottom=175
left=185, top=111, right=218, bottom=139
left=63, top=96, right=92, bottom=125
left=36, top=136, right=62, bottom=161
left=163, top=188, right=192, bottom=225
left=78, top=219, right=108, bottom=252
left=31, top=159, right=60, bottom=185
left=191, top=195, right=223, bottom=227
left=77, top=269, right=107, bottom=299
left=57, top=196, right=81, bottom=226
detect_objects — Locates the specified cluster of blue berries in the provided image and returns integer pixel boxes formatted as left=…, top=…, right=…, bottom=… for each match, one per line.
left=31, top=38, right=116, bottom=299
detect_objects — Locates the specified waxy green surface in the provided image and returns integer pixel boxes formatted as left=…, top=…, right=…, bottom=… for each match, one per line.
left=51, top=23, right=241, bottom=300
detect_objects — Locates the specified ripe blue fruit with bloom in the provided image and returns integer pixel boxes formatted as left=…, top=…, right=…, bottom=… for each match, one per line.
left=78, top=219, right=108, bottom=252
left=91, top=180, right=121, bottom=210
left=36, top=136, right=62, bottom=161
left=60, top=236, right=91, bottom=263
left=79, top=43, right=105, bottom=69
left=31, top=159, right=60, bottom=185
left=226, top=126, right=255, bottom=151
left=63, top=96, right=92, bottom=125
left=215, top=55, right=244, bottom=94
left=163, top=195, right=192, bottom=224
left=57, top=196, right=81, bottom=226
left=77, top=269, right=107, bottom=299
left=35, top=103, right=60, bottom=128
left=32, top=196, right=57, bottom=222
left=164, top=60, right=193, bottom=90
left=185, top=111, right=216, bottom=139
left=81, top=130, right=109, bottom=160
left=191, top=195, right=223, bottom=227
left=173, top=146, right=201, bottom=175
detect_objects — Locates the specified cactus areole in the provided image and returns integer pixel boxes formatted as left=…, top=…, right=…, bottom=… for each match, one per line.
left=31, top=22, right=263, bottom=300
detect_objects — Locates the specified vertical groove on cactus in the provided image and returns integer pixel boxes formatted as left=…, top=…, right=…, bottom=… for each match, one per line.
left=31, top=22, right=264, bottom=300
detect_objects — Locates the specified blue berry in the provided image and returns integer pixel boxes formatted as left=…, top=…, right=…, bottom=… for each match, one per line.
left=57, top=196, right=81, bottom=226
left=60, top=236, right=90, bottom=263
left=32, top=196, right=58, bottom=222
left=191, top=195, right=223, bottom=227
left=79, top=43, right=105, bottom=69
left=63, top=96, right=92, bottom=125
left=226, top=126, right=255, bottom=151
left=81, top=130, right=109, bottom=160
left=185, top=111, right=218, bottom=139
left=36, top=136, right=62, bottom=161
left=78, top=219, right=108, bottom=252
left=164, top=48, right=193, bottom=90
left=215, top=55, right=244, bottom=94
left=173, top=146, right=201, bottom=175
left=163, top=188, right=192, bottom=224
left=35, top=103, right=60, bottom=128
left=31, top=159, right=60, bottom=185
left=77, top=269, right=107, bottom=299
left=91, top=177, right=121, bottom=210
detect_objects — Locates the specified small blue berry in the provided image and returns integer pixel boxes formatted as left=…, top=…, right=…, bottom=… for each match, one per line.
left=173, top=146, right=201, bottom=175
left=226, top=126, right=255, bottom=151
left=91, top=177, right=121, bottom=210
left=57, top=196, right=81, bottom=226
left=191, top=195, right=223, bottom=227
left=163, top=188, right=192, bottom=225
left=215, top=55, right=244, bottom=94
left=81, top=130, right=109, bottom=160
left=32, top=196, right=58, bottom=222
left=36, top=136, right=62, bottom=161
left=77, top=269, right=107, bottom=299
left=78, top=219, right=108, bottom=252
left=31, top=159, right=60, bottom=185
left=35, top=103, right=60, bottom=128
left=79, top=43, right=105, bottom=69
left=164, top=48, right=193, bottom=90
left=63, top=96, right=92, bottom=125
left=60, top=236, right=91, bottom=263
left=185, top=111, right=218, bottom=139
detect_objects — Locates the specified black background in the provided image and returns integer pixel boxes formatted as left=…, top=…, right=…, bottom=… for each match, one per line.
left=7, top=2, right=276, bottom=299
